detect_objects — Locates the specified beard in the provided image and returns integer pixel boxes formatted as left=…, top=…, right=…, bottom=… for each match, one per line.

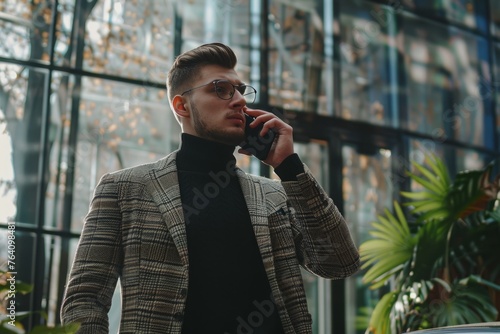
left=190, top=102, right=245, bottom=146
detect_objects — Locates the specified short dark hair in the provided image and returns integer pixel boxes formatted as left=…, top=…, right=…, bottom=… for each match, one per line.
left=166, top=43, right=237, bottom=102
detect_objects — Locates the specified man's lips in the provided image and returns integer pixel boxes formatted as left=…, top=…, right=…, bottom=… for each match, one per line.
left=227, top=114, right=245, bottom=124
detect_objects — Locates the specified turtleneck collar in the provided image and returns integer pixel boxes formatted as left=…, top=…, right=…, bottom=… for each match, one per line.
left=176, top=133, right=237, bottom=172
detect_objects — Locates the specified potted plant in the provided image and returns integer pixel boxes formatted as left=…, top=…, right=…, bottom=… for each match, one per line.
left=360, top=154, right=500, bottom=333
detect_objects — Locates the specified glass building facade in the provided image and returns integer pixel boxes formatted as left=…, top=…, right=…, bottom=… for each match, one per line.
left=0, top=0, right=499, bottom=333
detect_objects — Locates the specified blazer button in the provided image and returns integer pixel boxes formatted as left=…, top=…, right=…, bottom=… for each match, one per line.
left=180, top=288, right=188, bottom=297
left=174, top=311, right=184, bottom=322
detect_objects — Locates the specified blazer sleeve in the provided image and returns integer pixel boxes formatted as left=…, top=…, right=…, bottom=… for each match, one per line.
left=281, top=165, right=360, bottom=279
left=61, top=173, right=123, bottom=333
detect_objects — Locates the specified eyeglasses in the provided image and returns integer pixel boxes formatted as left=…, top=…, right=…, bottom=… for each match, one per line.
left=181, top=80, right=257, bottom=104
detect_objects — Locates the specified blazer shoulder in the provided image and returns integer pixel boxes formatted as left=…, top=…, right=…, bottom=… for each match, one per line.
left=244, top=173, right=289, bottom=211
left=109, top=151, right=177, bottom=184
left=247, top=173, right=284, bottom=192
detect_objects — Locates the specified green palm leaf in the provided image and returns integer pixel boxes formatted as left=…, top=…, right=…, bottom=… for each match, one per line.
left=427, top=281, right=498, bottom=327
left=360, top=201, right=416, bottom=289
left=410, top=220, right=448, bottom=281
left=402, top=156, right=498, bottom=225
left=367, top=292, right=398, bottom=334
left=447, top=162, right=497, bottom=219
left=360, top=155, right=500, bottom=334
left=402, top=155, right=451, bottom=222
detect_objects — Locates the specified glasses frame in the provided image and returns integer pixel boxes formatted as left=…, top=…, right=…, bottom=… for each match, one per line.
left=180, top=79, right=257, bottom=103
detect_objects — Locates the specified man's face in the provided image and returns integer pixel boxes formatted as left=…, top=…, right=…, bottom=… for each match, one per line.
left=181, top=64, right=248, bottom=146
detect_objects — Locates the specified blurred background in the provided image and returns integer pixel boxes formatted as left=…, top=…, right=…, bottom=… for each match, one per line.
left=0, top=0, right=499, bottom=333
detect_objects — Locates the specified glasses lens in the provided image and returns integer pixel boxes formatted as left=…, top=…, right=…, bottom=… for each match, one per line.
left=215, top=81, right=233, bottom=100
left=214, top=81, right=256, bottom=103
left=241, top=86, right=256, bottom=103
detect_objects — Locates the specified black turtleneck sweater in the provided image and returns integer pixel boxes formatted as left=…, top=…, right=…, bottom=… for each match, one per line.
left=177, top=134, right=302, bottom=334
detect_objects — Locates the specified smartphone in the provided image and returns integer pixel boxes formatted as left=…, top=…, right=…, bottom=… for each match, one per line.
left=239, top=113, right=276, bottom=160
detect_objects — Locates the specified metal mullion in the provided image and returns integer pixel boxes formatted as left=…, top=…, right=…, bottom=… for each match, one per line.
left=56, top=0, right=94, bottom=325
left=0, top=56, right=167, bottom=89
left=259, top=0, right=271, bottom=178
left=332, top=0, right=341, bottom=117
left=366, top=0, right=489, bottom=39
left=30, top=0, right=60, bottom=329
left=485, top=0, right=499, bottom=156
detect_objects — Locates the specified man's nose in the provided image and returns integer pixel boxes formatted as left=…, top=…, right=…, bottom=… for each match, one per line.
left=230, top=89, right=246, bottom=106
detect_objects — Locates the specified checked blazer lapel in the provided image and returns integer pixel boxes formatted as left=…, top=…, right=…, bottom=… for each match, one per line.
left=236, top=169, right=275, bottom=273
left=148, top=151, right=189, bottom=267
left=236, top=168, right=294, bottom=325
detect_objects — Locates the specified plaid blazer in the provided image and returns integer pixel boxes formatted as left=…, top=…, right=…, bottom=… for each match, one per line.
left=61, top=151, right=360, bottom=333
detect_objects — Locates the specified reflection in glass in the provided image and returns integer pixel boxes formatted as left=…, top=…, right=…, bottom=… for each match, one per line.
left=491, top=0, right=500, bottom=38
left=0, top=63, right=47, bottom=225
left=402, top=0, right=486, bottom=31
left=290, top=140, right=330, bottom=334
left=0, top=101, right=16, bottom=222
left=409, top=139, right=445, bottom=169
left=74, top=78, right=173, bottom=232
left=338, top=2, right=397, bottom=126
left=455, top=149, right=486, bottom=172
left=0, top=1, right=54, bottom=61
left=293, top=140, right=329, bottom=191
left=342, top=145, right=392, bottom=334
left=0, top=231, right=36, bottom=321
left=400, top=14, right=489, bottom=146
left=179, top=0, right=254, bottom=86
left=268, top=0, right=331, bottom=114
left=408, top=139, right=445, bottom=194
left=268, top=140, right=332, bottom=332
left=53, top=0, right=75, bottom=66
left=493, top=43, right=500, bottom=149
left=83, top=0, right=175, bottom=82
left=43, top=72, right=174, bottom=232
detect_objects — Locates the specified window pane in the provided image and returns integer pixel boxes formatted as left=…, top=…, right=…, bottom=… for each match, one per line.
left=455, top=148, right=488, bottom=171
left=0, top=63, right=48, bottom=225
left=342, top=145, right=392, bottom=334
left=400, top=14, right=489, bottom=146
left=181, top=0, right=252, bottom=44
left=0, top=119, right=16, bottom=222
left=408, top=141, right=489, bottom=197
left=267, top=140, right=332, bottom=333
left=74, top=77, right=172, bottom=232
left=402, top=0, right=487, bottom=32
left=493, top=43, right=500, bottom=150
left=491, top=0, right=500, bottom=38
left=293, top=140, right=329, bottom=190
left=43, top=72, right=174, bottom=232
left=268, top=0, right=331, bottom=114
left=0, top=1, right=54, bottom=62
left=53, top=0, right=76, bottom=67
left=0, top=231, right=37, bottom=320
left=179, top=0, right=254, bottom=87
left=235, top=153, right=261, bottom=175
left=293, top=140, right=330, bottom=334
left=41, top=236, right=70, bottom=326
left=82, top=0, right=175, bottom=82
left=409, top=139, right=445, bottom=167
left=339, top=1, right=397, bottom=126
left=408, top=139, right=445, bottom=194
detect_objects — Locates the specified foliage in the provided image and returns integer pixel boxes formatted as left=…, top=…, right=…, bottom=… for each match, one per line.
left=0, top=270, right=80, bottom=334
left=360, top=155, right=500, bottom=333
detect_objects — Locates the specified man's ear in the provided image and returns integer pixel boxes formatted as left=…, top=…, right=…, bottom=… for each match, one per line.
left=172, top=95, right=190, bottom=119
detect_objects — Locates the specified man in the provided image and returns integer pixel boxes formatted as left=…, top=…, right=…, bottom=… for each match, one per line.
left=61, top=43, right=360, bottom=334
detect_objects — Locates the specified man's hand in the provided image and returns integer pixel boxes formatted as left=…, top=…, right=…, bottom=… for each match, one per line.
left=238, top=107, right=294, bottom=168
